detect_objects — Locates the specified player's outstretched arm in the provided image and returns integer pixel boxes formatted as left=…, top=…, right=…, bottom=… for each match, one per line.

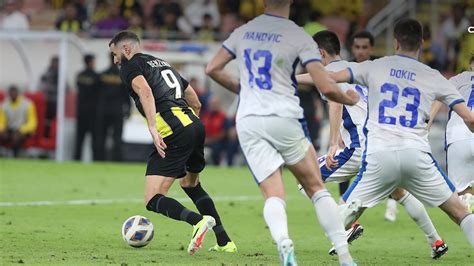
left=184, top=85, right=202, bottom=116
left=295, top=73, right=314, bottom=85
left=328, top=69, right=352, bottom=83
left=326, top=100, right=343, bottom=169
left=306, top=61, right=359, bottom=106
left=427, top=101, right=443, bottom=130
left=206, top=48, right=240, bottom=94
left=131, top=75, right=167, bottom=158
left=452, top=102, right=474, bottom=132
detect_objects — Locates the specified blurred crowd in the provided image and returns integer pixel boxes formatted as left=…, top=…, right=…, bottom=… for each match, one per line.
left=1, top=1, right=473, bottom=70
left=1, top=0, right=474, bottom=163
left=0, top=0, right=367, bottom=41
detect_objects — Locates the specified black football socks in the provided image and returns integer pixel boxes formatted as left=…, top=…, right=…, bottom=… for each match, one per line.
left=182, top=183, right=231, bottom=246
left=146, top=194, right=202, bottom=226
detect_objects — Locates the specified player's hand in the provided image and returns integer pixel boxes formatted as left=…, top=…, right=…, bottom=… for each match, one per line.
left=149, top=127, right=167, bottom=158
left=326, top=144, right=339, bottom=170
left=426, top=118, right=434, bottom=131
left=346, top=89, right=360, bottom=106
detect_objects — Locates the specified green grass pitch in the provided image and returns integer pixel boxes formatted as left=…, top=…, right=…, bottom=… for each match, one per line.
left=0, top=159, right=472, bottom=265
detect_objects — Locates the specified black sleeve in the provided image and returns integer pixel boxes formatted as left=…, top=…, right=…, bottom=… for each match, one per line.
left=120, top=62, right=143, bottom=88
left=181, top=76, right=189, bottom=91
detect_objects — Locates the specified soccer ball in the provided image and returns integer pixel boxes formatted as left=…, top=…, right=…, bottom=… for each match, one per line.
left=122, top=215, right=154, bottom=248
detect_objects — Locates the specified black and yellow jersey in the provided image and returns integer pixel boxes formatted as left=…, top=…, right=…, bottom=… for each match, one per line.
left=119, top=53, right=197, bottom=138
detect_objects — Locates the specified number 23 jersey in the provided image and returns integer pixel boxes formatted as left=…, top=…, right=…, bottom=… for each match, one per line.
left=348, top=55, right=464, bottom=154
left=222, top=14, right=322, bottom=121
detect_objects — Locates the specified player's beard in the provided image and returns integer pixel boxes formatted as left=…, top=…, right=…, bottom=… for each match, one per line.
left=120, top=53, right=129, bottom=64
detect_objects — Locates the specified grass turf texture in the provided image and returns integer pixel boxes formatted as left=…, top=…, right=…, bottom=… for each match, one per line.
left=0, top=159, right=472, bottom=265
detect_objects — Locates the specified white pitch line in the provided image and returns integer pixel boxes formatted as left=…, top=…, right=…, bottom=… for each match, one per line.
left=0, top=195, right=263, bottom=207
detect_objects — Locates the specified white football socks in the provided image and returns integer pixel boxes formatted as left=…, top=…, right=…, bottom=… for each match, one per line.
left=263, top=197, right=289, bottom=247
left=387, top=198, right=398, bottom=210
left=398, top=193, right=441, bottom=246
left=460, top=213, right=474, bottom=247
left=312, top=189, right=352, bottom=265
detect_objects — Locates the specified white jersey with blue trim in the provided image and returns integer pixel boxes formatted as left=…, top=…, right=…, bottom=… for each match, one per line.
left=349, top=55, right=464, bottom=154
left=222, top=14, right=322, bottom=121
left=324, top=60, right=368, bottom=150
left=447, top=71, right=474, bottom=145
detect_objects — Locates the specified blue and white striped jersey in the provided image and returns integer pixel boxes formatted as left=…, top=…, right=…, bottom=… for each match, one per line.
left=324, top=60, right=367, bottom=150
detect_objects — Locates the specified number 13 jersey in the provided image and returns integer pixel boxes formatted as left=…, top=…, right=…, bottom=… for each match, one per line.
left=119, top=53, right=196, bottom=138
left=348, top=55, right=464, bottom=154
left=222, top=14, right=322, bottom=121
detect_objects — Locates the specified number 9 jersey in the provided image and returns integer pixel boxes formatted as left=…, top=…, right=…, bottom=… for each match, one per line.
left=222, top=14, right=322, bottom=121
left=348, top=55, right=464, bottom=155
left=119, top=53, right=196, bottom=138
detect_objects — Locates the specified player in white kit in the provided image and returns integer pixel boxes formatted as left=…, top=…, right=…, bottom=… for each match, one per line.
left=206, top=1, right=360, bottom=265
left=429, top=56, right=474, bottom=210
left=296, top=30, right=449, bottom=259
left=331, top=18, right=474, bottom=249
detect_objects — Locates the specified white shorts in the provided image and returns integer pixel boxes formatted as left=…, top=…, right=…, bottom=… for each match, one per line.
left=447, top=138, right=474, bottom=192
left=237, top=116, right=311, bottom=184
left=318, top=148, right=362, bottom=183
left=343, top=149, right=456, bottom=207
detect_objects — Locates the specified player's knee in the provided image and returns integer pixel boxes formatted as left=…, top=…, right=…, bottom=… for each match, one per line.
left=302, top=181, right=325, bottom=198
left=180, top=175, right=199, bottom=188
left=440, top=194, right=470, bottom=223
left=145, top=194, right=164, bottom=211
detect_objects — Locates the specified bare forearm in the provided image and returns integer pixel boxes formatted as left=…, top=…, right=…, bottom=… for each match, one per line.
left=452, top=102, right=474, bottom=132
left=208, top=69, right=240, bottom=94
left=329, top=69, right=351, bottom=83
left=323, top=86, right=353, bottom=105
left=206, top=47, right=239, bottom=94
left=306, top=62, right=358, bottom=105
left=139, top=89, right=158, bottom=130
left=317, top=76, right=356, bottom=105
left=464, top=114, right=474, bottom=132
left=296, top=73, right=314, bottom=85
left=131, top=76, right=158, bottom=131
left=427, top=101, right=443, bottom=129
left=184, top=85, right=202, bottom=116
left=328, top=101, right=343, bottom=146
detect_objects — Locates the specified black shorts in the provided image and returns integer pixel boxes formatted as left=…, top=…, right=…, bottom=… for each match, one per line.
left=146, top=120, right=206, bottom=178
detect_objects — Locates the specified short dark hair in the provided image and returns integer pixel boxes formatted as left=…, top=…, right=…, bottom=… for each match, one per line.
left=351, top=30, right=375, bottom=47
left=470, top=55, right=474, bottom=64
left=109, top=31, right=140, bottom=47
left=84, top=54, right=95, bottom=65
left=394, top=18, right=423, bottom=52
left=8, top=85, right=18, bottom=93
left=312, top=30, right=340, bottom=56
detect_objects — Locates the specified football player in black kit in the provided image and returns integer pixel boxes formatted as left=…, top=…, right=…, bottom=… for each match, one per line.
left=109, top=31, right=236, bottom=255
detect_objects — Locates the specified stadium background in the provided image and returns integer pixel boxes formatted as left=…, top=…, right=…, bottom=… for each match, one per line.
left=0, top=1, right=473, bottom=265
left=1, top=0, right=473, bottom=165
